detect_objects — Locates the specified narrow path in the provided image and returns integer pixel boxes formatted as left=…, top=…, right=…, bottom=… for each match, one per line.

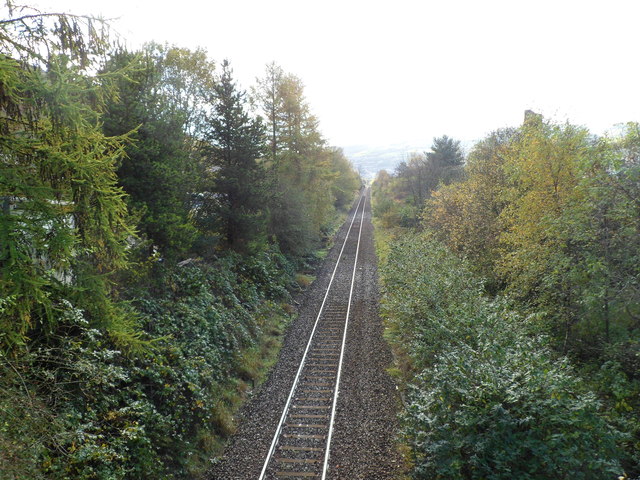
left=206, top=189, right=403, bottom=479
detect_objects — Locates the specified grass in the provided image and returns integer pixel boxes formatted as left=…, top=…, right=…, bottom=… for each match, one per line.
left=295, top=273, right=315, bottom=290
left=187, top=301, right=292, bottom=475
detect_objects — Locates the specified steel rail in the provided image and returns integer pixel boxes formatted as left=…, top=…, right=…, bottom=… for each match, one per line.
left=258, top=190, right=367, bottom=480
left=320, top=190, right=367, bottom=480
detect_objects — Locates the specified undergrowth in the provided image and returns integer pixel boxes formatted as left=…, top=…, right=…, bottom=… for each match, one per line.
left=0, top=248, right=295, bottom=479
left=376, top=230, right=627, bottom=479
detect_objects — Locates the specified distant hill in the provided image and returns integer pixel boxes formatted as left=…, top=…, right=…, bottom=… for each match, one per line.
left=342, top=142, right=430, bottom=180
left=343, top=138, right=476, bottom=181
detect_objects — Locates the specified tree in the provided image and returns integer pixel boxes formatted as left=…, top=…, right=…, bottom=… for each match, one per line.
left=496, top=120, right=591, bottom=349
left=427, top=135, right=464, bottom=166
left=0, top=4, right=136, bottom=349
left=253, top=64, right=323, bottom=176
left=424, top=129, right=515, bottom=285
left=424, top=135, right=465, bottom=189
left=252, top=62, right=360, bottom=258
left=200, top=59, right=267, bottom=251
left=254, top=63, right=342, bottom=256
left=329, top=147, right=361, bottom=209
left=160, top=44, right=216, bottom=145
left=252, top=61, right=284, bottom=164
left=562, top=123, right=640, bottom=348
left=395, top=153, right=431, bottom=208
left=101, top=44, right=216, bottom=258
left=394, top=136, right=465, bottom=213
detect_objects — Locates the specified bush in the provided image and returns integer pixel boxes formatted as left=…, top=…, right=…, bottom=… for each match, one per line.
left=0, top=248, right=295, bottom=479
left=406, top=343, right=622, bottom=480
left=379, top=232, right=625, bottom=479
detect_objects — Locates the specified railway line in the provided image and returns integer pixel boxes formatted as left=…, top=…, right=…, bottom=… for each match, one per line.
left=258, top=190, right=367, bottom=479
left=208, top=187, right=402, bottom=479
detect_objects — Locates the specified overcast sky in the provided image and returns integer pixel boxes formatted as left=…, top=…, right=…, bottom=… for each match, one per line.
left=26, top=0, right=640, bottom=148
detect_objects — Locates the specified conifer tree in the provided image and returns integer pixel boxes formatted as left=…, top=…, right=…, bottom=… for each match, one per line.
left=0, top=5, right=136, bottom=348
left=102, top=46, right=208, bottom=259
left=201, top=60, right=267, bottom=251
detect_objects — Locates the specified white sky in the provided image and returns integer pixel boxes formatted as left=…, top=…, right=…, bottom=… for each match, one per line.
left=22, top=0, right=640, bottom=148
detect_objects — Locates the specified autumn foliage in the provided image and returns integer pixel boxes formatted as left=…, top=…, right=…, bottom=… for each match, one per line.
left=374, top=117, right=640, bottom=478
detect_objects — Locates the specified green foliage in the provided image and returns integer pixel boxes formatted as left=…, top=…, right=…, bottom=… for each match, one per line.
left=329, top=147, right=361, bottom=210
left=267, top=180, right=319, bottom=257
left=0, top=6, right=360, bottom=479
left=425, top=119, right=640, bottom=356
left=424, top=128, right=515, bottom=286
left=372, top=169, right=419, bottom=232
left=198, top=59, right=268, bottom=252
left=378, top=116, right=640, bottom=477
left=101, top=45, right=206, bottom=259
left=253, top=62, right=361, bottom=258
left=393, top=135, right=465, bottom=212
left=379, top=233, right=625, bottom=479
left=0, top=7, right=136, bottom=350
left=0, top=353, right=62, bottom=479
left=587, top=359, right=640, bottom=473
left=407, top=346, right=621, bottom=480
left=380, top=234, right=483, bottom=374
left=427, top=135, right=465, bottom=166
left=0, top=250, right=294, bottom=480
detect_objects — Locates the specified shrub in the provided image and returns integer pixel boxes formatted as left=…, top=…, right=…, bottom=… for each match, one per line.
left=0, top=248, right=295, bottom=479
left=405, top=343, right=622, bottom=480
left=379, top=232, right=624, bottom=479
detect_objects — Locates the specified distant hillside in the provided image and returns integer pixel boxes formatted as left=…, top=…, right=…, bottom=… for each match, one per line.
left=343, top=143, right=430, bottom=180
left=344, top=138, right=477, bottom=181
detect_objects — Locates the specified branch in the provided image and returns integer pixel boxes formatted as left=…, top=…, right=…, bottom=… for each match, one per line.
left=0, top=12, right=68, bottom=25
left=1, top=355, right=34, bottom=406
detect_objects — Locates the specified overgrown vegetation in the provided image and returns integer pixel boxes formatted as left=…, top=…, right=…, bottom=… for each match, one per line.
left=373, top=119, right=640, bottom=478
left=2, top=253, right=295, bottom=478
left=0, top=3, right=360, bottom=478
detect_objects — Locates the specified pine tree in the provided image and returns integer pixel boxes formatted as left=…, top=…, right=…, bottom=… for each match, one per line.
left=425, top=135, right=465, bottom=187
left=202, top=60, right=267, bottom=251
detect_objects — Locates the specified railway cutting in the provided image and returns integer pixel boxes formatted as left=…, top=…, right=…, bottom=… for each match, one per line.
left=207, top=188, right=402, bottom=480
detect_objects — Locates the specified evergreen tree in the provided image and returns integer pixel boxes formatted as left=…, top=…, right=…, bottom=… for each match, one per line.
left=425, top=135, right=465, bottom=189
left=427, top=135, right=465, bottom=167
left=102, top=46, right=205, bottom=259
left=0, top=6, right=136, bottom=348
left=201, top=60, right=267, bottom=251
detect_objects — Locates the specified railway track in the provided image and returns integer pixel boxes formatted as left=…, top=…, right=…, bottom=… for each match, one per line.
left=258, top=189, right=368, bottom=480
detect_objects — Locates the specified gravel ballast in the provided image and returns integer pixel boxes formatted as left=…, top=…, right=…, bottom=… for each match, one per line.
left=206, top=190, right=404, bottom=479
